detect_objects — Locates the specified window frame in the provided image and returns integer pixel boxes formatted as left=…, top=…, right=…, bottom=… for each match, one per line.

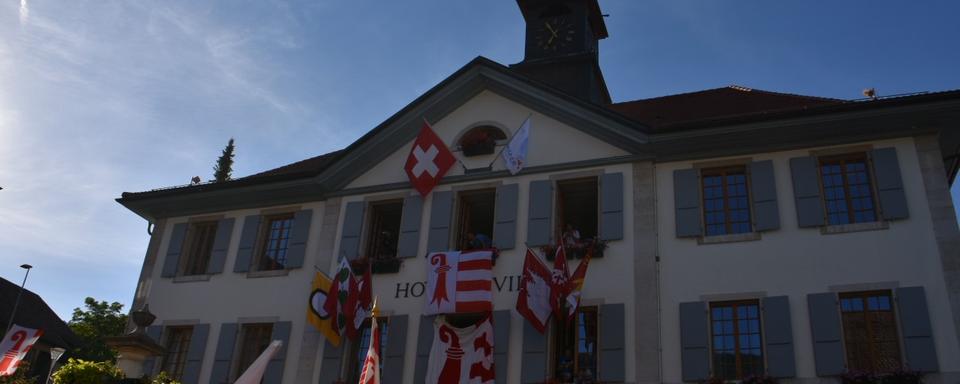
left=699, top=165, right=753, bottom=237
left=362, top=199, right=405, bottom=261
left=816, top=152, right=880, bottom=226
left=345, top=316, right=390, bottom=383
left=160, top=326, right=194, bottom=380
left=551, top=305, right=600, bottom=382
left=708, top=299, right=764, bottom=381
left=252, top=213, right=296, bottom=271
left=231, top=323, right=274, bottom=381
left=453, top=188, right=498, bottom=251
left=838, top=290, right=903, bottom=373
left=181, top=220, right=219, bottom=276
left=555, top=176, right=600, bottom=246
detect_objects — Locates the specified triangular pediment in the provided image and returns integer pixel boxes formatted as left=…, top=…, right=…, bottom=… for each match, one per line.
left=317, top=57, right=649, bottom=191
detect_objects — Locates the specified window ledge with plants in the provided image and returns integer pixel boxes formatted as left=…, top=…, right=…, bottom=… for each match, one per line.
left=541, top=239, right=608, bottom=261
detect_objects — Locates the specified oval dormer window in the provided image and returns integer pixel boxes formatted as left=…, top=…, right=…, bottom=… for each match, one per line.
left=457, top=125, right=507, bottom=157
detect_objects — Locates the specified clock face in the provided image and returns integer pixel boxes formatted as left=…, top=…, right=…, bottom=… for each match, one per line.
left=535, top=17, right=575, bottom=52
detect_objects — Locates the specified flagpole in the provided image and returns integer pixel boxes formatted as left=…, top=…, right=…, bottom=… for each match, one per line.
left=487, top=114, right=533, bottom=169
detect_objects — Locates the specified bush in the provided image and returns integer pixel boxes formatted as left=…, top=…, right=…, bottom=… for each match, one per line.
left=149, top=371, right=181, bottom=384
left=51, top=358, right=123, bottom=384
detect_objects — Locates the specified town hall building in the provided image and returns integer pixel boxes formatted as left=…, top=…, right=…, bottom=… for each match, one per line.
left=117, top=1, right=960, bottom=383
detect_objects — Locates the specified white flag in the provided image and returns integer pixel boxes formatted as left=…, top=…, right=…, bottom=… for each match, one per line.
left=0, top=325, right=43, bottom=376
left=234, top=340, right=282, bottom=384
left=501, top=117, right=530, bottom=175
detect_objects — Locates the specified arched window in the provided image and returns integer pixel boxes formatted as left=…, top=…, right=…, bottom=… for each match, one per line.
left=457, top=125, right=507, bottom=157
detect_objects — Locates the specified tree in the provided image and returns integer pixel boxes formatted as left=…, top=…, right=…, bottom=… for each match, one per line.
left=213, top=138, right=235, bottom=182
left=68, top=298, right=128, bottom=362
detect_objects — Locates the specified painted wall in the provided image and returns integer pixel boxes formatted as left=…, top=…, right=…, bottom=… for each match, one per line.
left=656, top=137, right=960, bottom=383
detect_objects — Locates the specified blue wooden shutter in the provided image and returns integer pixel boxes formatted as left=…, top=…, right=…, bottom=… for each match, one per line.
left=383, top=315, right=408, bottom=380
left=600, top=173, right=624, bottom=241
left=679, top=301, right=709, bottom=382
left=427, top=191, right=454, bottom=252
left=527, top=180, right=554, bottom=247
left=263, top=321, right=291, bottom=383
left=413, top=315, right=435, bottom=383
left=285, top=210, right=313, bottom=269
left=493, top=310, right=511, bottom=384
left=790, top=157, right=825, bottom=227
left=181, top=324, right=209, bottom=384
left=599, top=303, right=625, bottom=382
left=493, top=184, right=519, bottom=250
left=872, top=148, right=909, bottom=220
left=896, top=286, right=939, bottom=372
left=762, top=296, right=796, bottom=378
left=207, top=218, right=234, bottom=274
left=520, top=319, right=547, bottom=383
left=339, top=202, right=365, bottom=260
left=142, top=325, right=163, bottom=376
left=397, top=196, right=423, bottom=258
left=317, top=340, right=343, bottom=384
left=674, top=169, right=702, bottom=238
left=750, top=160, right=781, bottom=231
left=807, top=293, right=844, bottom=376
left=162, top=223, right=188, bottom=277
left=234, top=215, right=261, bottom=273
left=210, top=323, right=237, bottom=384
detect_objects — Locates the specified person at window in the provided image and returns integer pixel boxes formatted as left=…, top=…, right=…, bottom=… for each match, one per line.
left=563, top=224, right=581, bottom=248
left=465, top=232, right=492, bottom=250
left=375, top=230, right=396, bottom=260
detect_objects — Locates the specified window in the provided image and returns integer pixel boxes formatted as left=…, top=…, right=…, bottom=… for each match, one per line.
left=554, top=306, right=598, bottom=383
left=182, top=221, right=218, bottom=275
left=254, top=214, right=294, bottom=271
left=233, top=323, right=273, bottom=380
left=701, top=167, right=751, bottom=236
left=455, top=189, right=496, bottom=251
left=557, top=178, right=598, bottom=251
left=457, top=125, right=507, bottom=157
left=364, top=200, right=403, bottom=260
left=347, top=318, right=390, bottom=383
left=820, top=153, right=877, bottom=225
left=160, top=326, right=193, bottom=380
left=840, top=291, right=901, bottom=373
left=709, top=300, right=763, bottom=380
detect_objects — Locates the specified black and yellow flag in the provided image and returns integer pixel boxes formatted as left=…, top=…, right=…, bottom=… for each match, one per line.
left=307, top=272, right=342, bottom=346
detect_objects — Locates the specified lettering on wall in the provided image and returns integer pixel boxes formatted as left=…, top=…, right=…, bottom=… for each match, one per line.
left=395, top=275, right=522, bottom=298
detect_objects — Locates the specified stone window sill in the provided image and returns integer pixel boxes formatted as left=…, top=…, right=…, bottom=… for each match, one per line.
left=820, top=221, right=889, bottom=235
left=173, top=274, right=212, bottom=283
left=697, top=232, right=762, bottom=245
left=246, top=269, right=289, bottom=278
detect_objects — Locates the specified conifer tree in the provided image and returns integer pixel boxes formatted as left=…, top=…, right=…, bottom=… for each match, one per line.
left=213, top=138, right=235, bottom=182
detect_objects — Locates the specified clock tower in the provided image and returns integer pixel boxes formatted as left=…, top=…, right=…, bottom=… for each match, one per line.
left=511, top=0, right=611, bottom=104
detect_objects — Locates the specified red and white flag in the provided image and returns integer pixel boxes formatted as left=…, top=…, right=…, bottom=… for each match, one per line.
left=0, top=325, right=43, bottom=376
left=425, top=315, right=495, bottom=384
left=550, top=245, right=570, bottom=320
left=404, top=121, right=456, bottom=197
left=323, top=259, right=362, bottom=340
left=516, top=249, right=553, bottom=334
left=424, top=250, right=493, bottom=315
left=357, top=316, right=381, bottom=384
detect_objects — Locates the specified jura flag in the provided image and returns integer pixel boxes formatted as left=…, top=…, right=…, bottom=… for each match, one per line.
left=357, top=316, right=381, bottom=384
left=425, top=315, right=495, bottom=384
left=424, top=250, right=494, bottom=315
left=0, top=325, right=42, bottom=376
left=516, top=249, right=553, bottom=334
left=405, top=121, right=456, bottom=197
left=501, top=117, right=530, bottom=175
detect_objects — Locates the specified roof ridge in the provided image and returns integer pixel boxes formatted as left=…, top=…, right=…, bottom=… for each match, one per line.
left=612, top=84, right=845, bottom=105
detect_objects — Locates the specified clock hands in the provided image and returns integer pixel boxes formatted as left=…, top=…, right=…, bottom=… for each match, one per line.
left=544, top=21, right=559, bottom=46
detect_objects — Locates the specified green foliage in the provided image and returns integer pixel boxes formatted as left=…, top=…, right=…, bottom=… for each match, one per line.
left=149, top=371, right=181, bottom=384
left=51, top=359, right=123, bottom=384
left=68, top=297, right=128, bottom=362
left=0, top=361, right=37, bottom=384
left=213, top=138, right=235, bottom=182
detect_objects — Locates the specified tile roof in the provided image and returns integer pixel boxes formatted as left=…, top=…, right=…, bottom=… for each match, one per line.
left=607, top=85, right=845, bottom=130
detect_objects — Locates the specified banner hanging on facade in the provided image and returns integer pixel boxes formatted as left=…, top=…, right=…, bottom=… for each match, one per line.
left=425, top=315, right=495, bottom=384
left=424, top=250, right=494, bottom=315
left=0, top=325, right=43, bottom=376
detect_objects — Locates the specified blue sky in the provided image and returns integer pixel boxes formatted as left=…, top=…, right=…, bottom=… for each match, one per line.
left=1, top=1, right=958, bottom=320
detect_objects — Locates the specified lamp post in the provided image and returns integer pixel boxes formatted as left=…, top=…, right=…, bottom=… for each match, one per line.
left=46, top=347, right=65, bottom=384
left=5, top=264, right=33, bottom=334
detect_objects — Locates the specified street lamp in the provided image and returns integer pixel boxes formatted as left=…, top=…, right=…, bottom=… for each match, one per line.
left=46, top=347, right=65, bottom=384
left=5, top=264, right=33, bottom=334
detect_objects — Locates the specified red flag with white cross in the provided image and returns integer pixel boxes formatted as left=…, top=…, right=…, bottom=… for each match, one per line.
left=404, top=121, right=456, bottom=197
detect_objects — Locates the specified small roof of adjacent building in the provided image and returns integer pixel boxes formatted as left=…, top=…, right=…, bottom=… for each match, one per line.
left=0, top=277, right=81, bottom=349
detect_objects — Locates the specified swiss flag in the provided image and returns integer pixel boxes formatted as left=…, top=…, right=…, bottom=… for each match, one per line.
left=404, top=121, right=456, bottom=197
